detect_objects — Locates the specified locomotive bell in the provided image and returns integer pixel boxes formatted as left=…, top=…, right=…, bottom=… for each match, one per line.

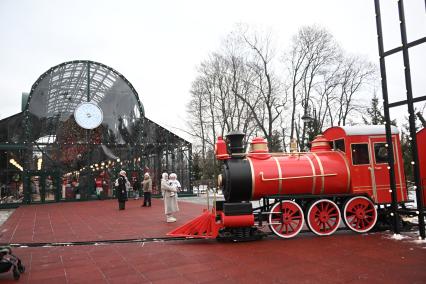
left=226, top=130, right=246, bottom=155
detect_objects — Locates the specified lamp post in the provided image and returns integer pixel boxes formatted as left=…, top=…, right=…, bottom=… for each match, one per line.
left=301, top=112, right=313, bottom=124
left=301, top=109, right=314, bottom=151
left=280, top=122, right=286, bottom=152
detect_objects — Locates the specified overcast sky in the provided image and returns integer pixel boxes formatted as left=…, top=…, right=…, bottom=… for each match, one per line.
left=0, top=0, right=424, bottom=141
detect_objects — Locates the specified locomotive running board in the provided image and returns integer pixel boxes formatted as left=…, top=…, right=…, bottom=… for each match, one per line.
left=167, top=210, right=221, bottom=239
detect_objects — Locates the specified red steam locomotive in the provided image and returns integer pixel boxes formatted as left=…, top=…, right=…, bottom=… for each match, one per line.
left=169, top=125, right=425, bottom=241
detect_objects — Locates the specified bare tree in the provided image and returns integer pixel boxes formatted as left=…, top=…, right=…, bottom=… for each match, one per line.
left=284, top=26, right=376, bottom=150
left=285, top=34, right=308, bottom=141
left=335, top=55, right=376, bottom=126
left=285, top=26, right=341, bottom=150
left=224, top=51, right=258, bottom=140
left=232, top=26, right=287, bottom=150
left=313, top=62, right=342, bottom=129
left=187, top=79, right=209, bottom=178
left=187, top=41, right=259, bottom=178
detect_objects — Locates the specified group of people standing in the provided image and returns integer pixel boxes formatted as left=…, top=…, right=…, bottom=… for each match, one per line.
left=115, top=170, right=181, bottom=223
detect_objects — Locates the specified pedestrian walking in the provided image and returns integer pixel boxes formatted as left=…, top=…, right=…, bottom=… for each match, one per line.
left=141, top=173, right=152, bottom=207
left=116, top=170, right=128, bottom=210
left=161, top=172, right=179, bottom=222
left=95, top=175, right=103, bottom=200
left=133, top=177, right=141, bottom=200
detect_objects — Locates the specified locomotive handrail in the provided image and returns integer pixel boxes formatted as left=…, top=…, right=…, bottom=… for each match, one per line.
left=268, top=151, right=337, bottom=156
left=259, top=172, right=337, bottom=181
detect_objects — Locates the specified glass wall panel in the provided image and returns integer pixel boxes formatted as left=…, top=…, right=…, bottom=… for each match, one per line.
left=0, top=113, right=25, bottom=143
left=0, top=149, right=24, bottom=204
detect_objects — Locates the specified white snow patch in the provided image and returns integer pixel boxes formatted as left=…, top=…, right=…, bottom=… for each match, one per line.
left=0, top=210, right=14, bottom=226
left=390, top=233, right=410, bottom=240
left=413, top=239, right=426, bottom=245
left=383, top=231, right=426, bottom=248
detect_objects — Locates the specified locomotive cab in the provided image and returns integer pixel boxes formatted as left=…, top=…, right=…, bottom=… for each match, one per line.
left=323, top=125, right=408, bottom=204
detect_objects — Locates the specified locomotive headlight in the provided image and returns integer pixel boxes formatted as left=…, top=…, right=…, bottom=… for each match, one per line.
left=217, top=174, right=223, bottom=187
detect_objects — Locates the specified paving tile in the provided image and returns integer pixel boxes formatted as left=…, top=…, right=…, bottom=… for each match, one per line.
left=183, top=269, right=230, bottom=283
left=29, top=276, right=68, bottom=284
left=67, top=271, right=106, bottom=283
left=172, top=263, right=215, bottom=275
left=103, top=266, right=136, bottom=278
left=143, top=267, right=185, bottom=282
left=152, top=276, right=195, bottom=284
left=29, top=269, right=66, bottom=281
left=134, top=260, right=166, bottom=273
left=108, top=274, right=150, bottom=284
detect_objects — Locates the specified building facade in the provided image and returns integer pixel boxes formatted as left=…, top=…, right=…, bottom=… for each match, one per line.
left=0, top=60, right=192, bottom=207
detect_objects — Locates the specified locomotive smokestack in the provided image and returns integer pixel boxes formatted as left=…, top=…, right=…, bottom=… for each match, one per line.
left=226, top=130, right=246, bottom=155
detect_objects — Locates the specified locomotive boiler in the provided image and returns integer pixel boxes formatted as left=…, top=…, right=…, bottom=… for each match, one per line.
left=169, top=125, right=410, bottom=241
left=219, top=134, right=350, bottom=202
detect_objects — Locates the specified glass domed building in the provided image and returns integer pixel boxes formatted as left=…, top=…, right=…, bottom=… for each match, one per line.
left=0, top=60, right=192, bottom=206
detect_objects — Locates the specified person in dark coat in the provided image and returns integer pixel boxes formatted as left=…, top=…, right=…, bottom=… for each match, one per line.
left=141, top=173, right=152, bottom=207
left=133, top=177, right=141, bottom=200
left=116, top=170, right=128, bottom=210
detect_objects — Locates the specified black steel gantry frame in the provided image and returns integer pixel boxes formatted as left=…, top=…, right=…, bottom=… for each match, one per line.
left=374, top=0, right=426, bottom=239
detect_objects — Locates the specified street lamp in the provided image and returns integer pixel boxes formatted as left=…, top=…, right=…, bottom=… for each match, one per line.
left=301, top=112, right=313, bottom=124
left=300, top=107, right=315, bottom=151
left=280, top=122, right=286, bottom=151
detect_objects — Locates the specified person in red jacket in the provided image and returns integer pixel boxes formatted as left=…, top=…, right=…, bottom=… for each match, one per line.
left=95, top=176, right=103, bottom=200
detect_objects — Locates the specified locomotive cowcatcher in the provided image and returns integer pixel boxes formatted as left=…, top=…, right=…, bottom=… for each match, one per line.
left=168, top=125, right=422, bottom=241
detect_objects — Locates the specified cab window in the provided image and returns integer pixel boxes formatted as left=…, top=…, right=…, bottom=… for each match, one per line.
left=351, top=144, right=370, bottom=165
left=333, top=139, right=345, bottom=152
left=374, top=143, right=389, bottom=164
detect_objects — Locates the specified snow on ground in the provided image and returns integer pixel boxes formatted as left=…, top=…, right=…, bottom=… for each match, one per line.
left=0, top=209, right=14, bottom=234
left=390, top=233, right=410, bottom=240
left=178, top=193, right=225, bottom=206
left=383, top=230, right=426, bottom=249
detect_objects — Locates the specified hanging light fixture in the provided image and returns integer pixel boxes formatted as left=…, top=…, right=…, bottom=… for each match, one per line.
left=37, top=158, right=43, bottom=170
left=301, top=112, right=313, bottom=124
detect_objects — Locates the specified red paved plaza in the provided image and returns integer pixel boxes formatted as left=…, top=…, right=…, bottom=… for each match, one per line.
left=0, top=199, right=425, bottom=283
left=0, top=199, right=205, bottom=244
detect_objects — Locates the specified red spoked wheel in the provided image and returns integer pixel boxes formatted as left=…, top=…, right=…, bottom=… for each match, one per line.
left=268, top=200, right=304, bottom=239
left=306, top=199, right=341, bottom=236
left=343, top=196, right=377, bottom=233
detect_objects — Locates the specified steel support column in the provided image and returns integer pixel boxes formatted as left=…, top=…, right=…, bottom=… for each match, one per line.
left=188, top=143, right=193, bottom=194
left=374, top=0, right=426, bottom=239
left=374, top=0, right=400, bottom=234
left=397, top=0, right=425, bottom=239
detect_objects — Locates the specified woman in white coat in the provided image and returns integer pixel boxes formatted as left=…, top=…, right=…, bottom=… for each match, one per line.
left=161, top=172, right=179, bottom=222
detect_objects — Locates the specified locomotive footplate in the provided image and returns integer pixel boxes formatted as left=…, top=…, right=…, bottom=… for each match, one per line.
left=217, top=227, right=266, bottom=242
